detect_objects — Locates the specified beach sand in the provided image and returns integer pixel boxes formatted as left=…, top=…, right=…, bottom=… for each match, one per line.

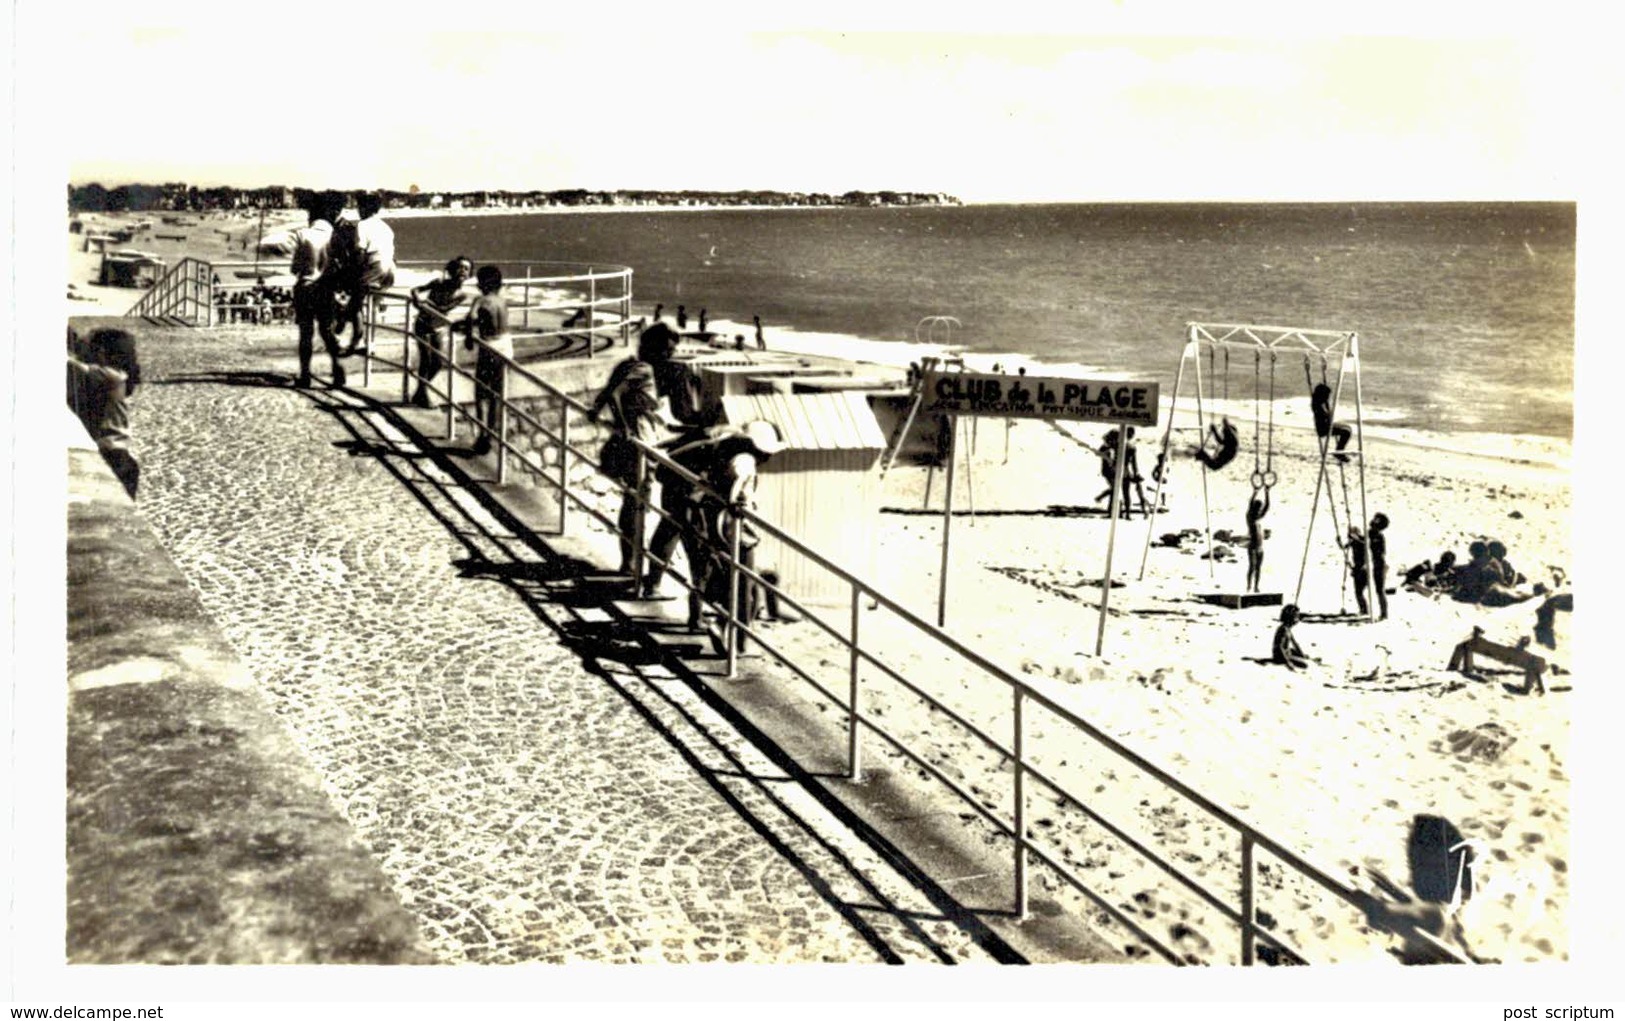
left=67, top=209, right=307, bottom=316
left=747, top=411, right=1573, bottom=964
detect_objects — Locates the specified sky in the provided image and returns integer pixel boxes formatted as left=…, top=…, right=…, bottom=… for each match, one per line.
left=31, top=1, right=1607, bottom=203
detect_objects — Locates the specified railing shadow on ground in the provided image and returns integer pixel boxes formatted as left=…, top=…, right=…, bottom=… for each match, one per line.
left=157, top=369, right=1035, bottom=964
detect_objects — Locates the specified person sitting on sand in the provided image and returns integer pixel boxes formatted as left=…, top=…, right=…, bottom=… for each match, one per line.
left=1454, top=541, right=1492, bottom=599
left=1454, top=539, right=1542, bottom=607
left=1245, top=487, right=1271, bottom=594
left=1193, top=417, right=1240, bottom=471
left=1272, top=603, right=1310, bottom=671
left=1486, top=540, right=1524, bottom=586
left=1403, top=550, right=1458, bottom=592
left=1433, top=550, right=1458, bottom=587
left=1463, top=541, right=1544, bottom=607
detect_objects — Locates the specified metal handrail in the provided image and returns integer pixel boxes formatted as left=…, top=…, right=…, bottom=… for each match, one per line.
left=343, top=289, right=1463, bottom=966
left=127, top=256, right=212, bottom=324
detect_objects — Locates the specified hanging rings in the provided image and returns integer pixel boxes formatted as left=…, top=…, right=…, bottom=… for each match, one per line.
left=1250, top=469, right=1278, bottom=491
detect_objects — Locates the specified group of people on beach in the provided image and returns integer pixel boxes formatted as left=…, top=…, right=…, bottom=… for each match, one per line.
left=592, top=321, right=790, bottom=643
left=213, top=279, right=293, bottom=325
left=648, top=302, right=768, bottom=352
left=1403, top=538, right=1547, bottom=608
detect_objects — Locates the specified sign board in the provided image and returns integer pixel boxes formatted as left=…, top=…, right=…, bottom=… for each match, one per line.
left=921, top=371, right=1159, bottom=427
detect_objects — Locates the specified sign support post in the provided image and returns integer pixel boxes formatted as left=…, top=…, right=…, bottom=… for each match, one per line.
left=917, top=368, right=1159, bottom=652
left=1097, top=424, right=1130, bottom=655
left=937, top=414, right=958, bottom=628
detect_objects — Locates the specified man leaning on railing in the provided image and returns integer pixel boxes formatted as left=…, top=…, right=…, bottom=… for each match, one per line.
left=641, top=420, right=784, bottom=637
left=332, top=192, right=397, bottom=356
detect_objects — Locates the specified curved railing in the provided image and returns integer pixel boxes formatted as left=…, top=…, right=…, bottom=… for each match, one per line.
left=205, top=259, right=637, bottom=345
left=337, top=298, right=1467, bottom=967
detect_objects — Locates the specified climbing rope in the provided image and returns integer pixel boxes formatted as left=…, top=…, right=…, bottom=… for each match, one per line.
left=1249, top=350, right=1279, bottom=494
left=1266, top=351, right=1278, bottom=478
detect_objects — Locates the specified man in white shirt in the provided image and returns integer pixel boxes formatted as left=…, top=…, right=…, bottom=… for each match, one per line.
left=333, top=192, right=397, bottom=354
left=291, top=191, right=347, bottom=388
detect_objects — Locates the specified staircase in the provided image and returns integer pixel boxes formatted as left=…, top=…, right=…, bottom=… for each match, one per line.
left=127, top=257, right=213, bottom=325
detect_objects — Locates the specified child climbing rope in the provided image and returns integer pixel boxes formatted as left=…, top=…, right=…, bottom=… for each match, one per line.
left=1305, top=359, right=1354, bottom=462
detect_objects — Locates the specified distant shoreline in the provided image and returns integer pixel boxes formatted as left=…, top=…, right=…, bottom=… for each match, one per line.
left=379, top=203, right=930, bottom=220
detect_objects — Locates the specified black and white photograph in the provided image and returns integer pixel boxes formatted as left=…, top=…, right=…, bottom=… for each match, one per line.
left=9, top=1, right=1618, bottom=1016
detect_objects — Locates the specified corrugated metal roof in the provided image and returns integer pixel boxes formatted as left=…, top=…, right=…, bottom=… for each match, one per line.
left=720, top=393, right=886, bottom=452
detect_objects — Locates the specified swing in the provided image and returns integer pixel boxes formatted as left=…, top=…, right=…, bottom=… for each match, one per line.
left=1145, top=323, right=1371, bottom=621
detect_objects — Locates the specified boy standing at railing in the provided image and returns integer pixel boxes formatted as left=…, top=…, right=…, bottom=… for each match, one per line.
left=465, top=265, right=511, bottom=457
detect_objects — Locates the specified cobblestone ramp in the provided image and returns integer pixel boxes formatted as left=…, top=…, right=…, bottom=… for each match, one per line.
left=129, top=330, right=1006, bottom=964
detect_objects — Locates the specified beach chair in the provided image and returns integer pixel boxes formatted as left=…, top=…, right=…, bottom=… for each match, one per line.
left=1447, top=626, right=1547, bottom=695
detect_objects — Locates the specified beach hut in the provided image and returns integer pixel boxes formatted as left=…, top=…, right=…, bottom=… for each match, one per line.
left=719, top=392, right=886, bottom=605
left=696, top=362, right=855, bottom=410
left=97, top=252, right=166, bottom=288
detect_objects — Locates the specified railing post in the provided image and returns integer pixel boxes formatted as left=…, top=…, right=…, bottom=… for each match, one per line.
left=937, top=415, right=957, bottom=628
left=627, top=445, right=646, bottom=575
left=621, top=272, right=631, bottom=348
left=446, top=334, right=457, bottom=441
left=402, top=307, right=412, bottom=405
left=523, top=266, right=531, bottom=330
left=559, top=401, right=572, bottom=537
left=1241, top=833, right=1256, bottom=965
left=1014, top=686, right=1028, bottom=919
left=587, top=268, right=596, bottom=359
left=362, top=292, right=374, bottom=388
left=848, top=583, right=862, bottom=781
left=496, top=364, right=509, bottom=484
left=725, top=510, right=742, bottom=678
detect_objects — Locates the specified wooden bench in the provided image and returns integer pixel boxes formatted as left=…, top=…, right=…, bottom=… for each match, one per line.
left=1448, top=626, right=1547, bottom=695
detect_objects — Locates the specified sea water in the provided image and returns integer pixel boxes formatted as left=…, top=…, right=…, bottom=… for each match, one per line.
left=390, top=202, right=1574, bottom=458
